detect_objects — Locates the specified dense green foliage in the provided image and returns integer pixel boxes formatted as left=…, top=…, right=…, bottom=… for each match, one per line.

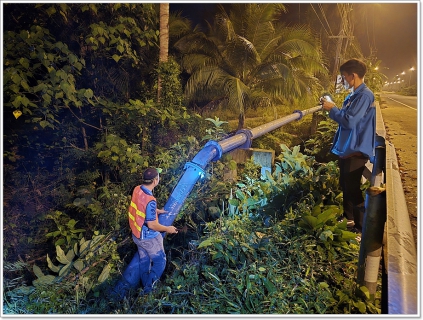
left=174, top=3, right=328, bottom=129
left=4, top=146, right=381, bottom=314
left=3, top=3, right=382, bottom=315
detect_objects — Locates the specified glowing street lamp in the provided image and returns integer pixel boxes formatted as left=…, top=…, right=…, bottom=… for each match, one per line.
left=409, top=67, right=415, bottom=86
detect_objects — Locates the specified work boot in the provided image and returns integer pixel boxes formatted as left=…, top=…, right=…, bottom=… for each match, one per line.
left=346, top=220, right=355, bottom=229
left=349, top=227, right=362, bottom=242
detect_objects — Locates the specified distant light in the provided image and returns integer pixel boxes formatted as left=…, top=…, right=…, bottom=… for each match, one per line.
left=410, top=67, right=415, bottom=71
left=401, top=71, right=405, bottom=75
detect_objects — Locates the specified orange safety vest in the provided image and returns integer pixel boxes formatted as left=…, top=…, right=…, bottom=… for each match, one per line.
left=128, top=186, right=156, bottom=238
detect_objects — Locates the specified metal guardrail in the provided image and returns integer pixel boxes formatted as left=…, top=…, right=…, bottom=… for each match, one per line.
left=384, top=141, right=418, bottom=314
left=361, top=101, right=418, bottom=314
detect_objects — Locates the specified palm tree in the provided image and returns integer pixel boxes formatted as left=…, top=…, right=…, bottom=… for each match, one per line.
left=174, top=3, right=328, bottom=130
left=157, top=3, right=169, bottom=102
left=362, top=58, right=387, bottom=93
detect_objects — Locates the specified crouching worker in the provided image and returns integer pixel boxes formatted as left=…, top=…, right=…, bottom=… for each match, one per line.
left=112, top=167, right=178, bottom=298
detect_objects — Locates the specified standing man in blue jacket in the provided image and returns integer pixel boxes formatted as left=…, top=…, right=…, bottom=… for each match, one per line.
left=321, top=59, right=376, bottom=234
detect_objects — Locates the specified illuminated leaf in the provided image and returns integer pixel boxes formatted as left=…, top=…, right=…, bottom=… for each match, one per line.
left=39, top=120, right=49, bottom=128
left=74, top=260, right=84, bottom=272
left=33, top=275, right=56, bottom=286
left=33, top=264, right=45, bottom=278
left=47, top=254, right=61, bottom=273
left=13, top=110, right=22, bottom=119
left=198, top=239, right=213, bottom=249
left=98, top=264, right=111, bottom=283
left=58, top=262, right=72, bottom=277
left=65, top=248, right=75, bottom=262
left=56, top=245, right=71, bottom=265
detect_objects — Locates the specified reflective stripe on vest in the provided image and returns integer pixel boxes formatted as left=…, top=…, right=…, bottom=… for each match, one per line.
left=128, top=186, right=156, bottom=238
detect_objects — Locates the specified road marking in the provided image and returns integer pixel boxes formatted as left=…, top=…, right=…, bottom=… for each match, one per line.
left=385, top=96, right=417, bottom=110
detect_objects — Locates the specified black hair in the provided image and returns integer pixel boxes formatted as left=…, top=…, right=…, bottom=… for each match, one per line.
left=340, top=59, right=367, bottom=78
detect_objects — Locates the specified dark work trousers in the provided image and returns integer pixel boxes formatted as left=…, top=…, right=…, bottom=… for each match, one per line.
left=338, top=155, right=369, bottom=230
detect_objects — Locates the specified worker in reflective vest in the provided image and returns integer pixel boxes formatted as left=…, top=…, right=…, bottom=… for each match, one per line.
left=129, top=167, right=178, bottom=294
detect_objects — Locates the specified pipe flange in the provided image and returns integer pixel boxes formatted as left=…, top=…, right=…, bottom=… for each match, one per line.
left=204, top=140, right=223, bottom=161
left=292, top=110, right=303, bottom=120
left=184, top=161, right=206, bottom=178
left=235, top=129, right=253, bottom=149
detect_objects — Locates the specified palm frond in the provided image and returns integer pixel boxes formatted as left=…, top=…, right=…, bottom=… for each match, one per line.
left=253, top=61, right=291, bottom=81
left=169, top=12, right=192, bottom=38
left=214, top=6, right=237, bottom=43
left=243, top=4, right=278, bottom=46
left=224, top=35, right=261, bottom=79
left=174, top=32, right=216, bottom=55
left=247, top=89, right=272, bottom=110
left=185, top=66, right=229, bottom=100
left=224, top=75, right=250, bottom=113
left=181, top=53, right=220, bottom=74
left=175, top=3, right=328, bottom=128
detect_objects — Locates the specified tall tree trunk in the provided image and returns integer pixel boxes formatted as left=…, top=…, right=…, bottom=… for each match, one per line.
left=237, top=113, right=245, bottom=131
left=157, top=3, right=169, bottom=102
left=81, top=127, right=89, bottom=151
left=79, top=109, right=89, bottom=150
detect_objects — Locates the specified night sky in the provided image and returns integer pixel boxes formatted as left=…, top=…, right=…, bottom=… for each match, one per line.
left=170, top=2, right=419, bottom=82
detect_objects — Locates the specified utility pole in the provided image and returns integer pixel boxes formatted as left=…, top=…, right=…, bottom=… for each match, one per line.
left=329, top=4, right=354, bottom=87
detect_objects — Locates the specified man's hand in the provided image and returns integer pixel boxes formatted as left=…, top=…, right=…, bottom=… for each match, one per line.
left=167, top=226, right=178, bottom=234
left=146, top=220, right=178, bottom=233
left=156, top=208, right=168, bottom=214
left=320, top=97, right=336, bottom=111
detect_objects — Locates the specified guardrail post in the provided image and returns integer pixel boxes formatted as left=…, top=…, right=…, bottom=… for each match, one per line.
left=357, top=102, right=387, bottom=299
left=357, top=186, right=386, bottom=297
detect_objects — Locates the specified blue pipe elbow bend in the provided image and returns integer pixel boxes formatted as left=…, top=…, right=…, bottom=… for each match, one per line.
left=158, top=140, right=223, bottom=228
left=192, top=140, right=223, bottom=165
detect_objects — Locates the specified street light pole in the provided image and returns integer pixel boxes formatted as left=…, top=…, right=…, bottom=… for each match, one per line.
left=409, top=67, right=415, bottom=87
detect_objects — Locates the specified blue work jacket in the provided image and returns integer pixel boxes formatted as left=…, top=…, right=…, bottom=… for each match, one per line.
left=329, top=83, right=376, bottom=159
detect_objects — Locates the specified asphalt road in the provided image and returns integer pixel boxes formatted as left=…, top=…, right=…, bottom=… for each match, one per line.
left=380, top=92, right=417, bottom=136
left=379, top=92, right=418, bottom=247
left=381, top=93, right=418, bottom=109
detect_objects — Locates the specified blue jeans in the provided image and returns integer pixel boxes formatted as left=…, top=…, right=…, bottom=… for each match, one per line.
left=132, top=233, right=166, bottom=293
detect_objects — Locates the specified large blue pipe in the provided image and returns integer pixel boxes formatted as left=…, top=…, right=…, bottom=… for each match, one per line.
left=113, top=106, right=322, bottom=296
left=159, top=105, right=322, bottom=228
left=158, top=140, right=222, bottom=227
